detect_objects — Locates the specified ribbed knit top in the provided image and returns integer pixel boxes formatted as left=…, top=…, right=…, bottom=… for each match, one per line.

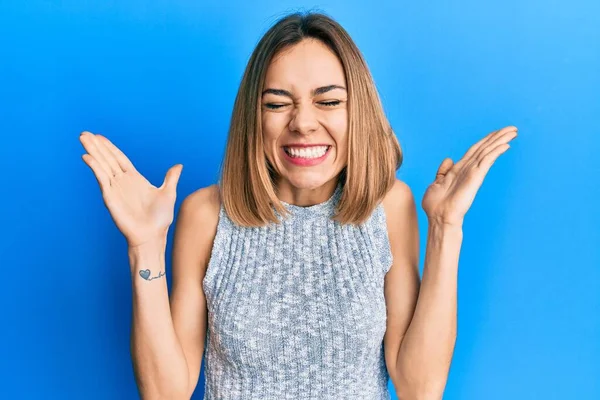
left=201, top=181, right=394, bottom=399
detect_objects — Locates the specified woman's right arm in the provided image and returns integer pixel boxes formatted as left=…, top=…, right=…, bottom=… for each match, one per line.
left=130, top=185, right=220, bottom=399
left=78, top=131, right=219, bottom=399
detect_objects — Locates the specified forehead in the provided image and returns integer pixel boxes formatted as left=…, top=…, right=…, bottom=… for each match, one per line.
left=263, top=39, right=346, bottom=90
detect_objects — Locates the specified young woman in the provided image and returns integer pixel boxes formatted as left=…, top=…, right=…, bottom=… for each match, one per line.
left=79, top=11, right=517, bottom=400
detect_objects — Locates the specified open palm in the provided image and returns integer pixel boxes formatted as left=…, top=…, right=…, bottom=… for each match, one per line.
left=422, top=126, right=518, bottom=226
left=79, top=131, right=183, bottom=248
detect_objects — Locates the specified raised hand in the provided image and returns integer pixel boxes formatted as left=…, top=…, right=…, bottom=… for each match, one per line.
left=79, top=131, right=183, bottom=248
left=421, top=126, right=518, bottom=226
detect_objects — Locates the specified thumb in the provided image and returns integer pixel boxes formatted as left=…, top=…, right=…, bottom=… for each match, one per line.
left=435, top=158, right=454, bottom=180
left=160, top=164, right=183, bottom=194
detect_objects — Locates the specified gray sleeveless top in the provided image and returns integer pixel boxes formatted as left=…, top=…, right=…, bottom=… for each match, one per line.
left=201, top=181, right=394, bottom=399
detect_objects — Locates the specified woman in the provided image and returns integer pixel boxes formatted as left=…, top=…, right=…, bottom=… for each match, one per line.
left=79, top=11, right=517, bottom=400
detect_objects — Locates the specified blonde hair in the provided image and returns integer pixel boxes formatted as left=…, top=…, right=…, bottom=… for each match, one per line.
left=218, top=11, right=403, bottom=227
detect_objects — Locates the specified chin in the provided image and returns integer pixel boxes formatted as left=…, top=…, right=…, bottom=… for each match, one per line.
left=280, top=174, right=336, bottom=190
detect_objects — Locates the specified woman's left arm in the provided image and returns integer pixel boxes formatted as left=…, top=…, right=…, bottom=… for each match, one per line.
left=386, top=125, right=518, bottom=399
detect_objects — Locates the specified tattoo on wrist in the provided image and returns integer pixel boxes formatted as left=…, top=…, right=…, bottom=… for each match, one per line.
left=138, top=269, right=165, bottom=281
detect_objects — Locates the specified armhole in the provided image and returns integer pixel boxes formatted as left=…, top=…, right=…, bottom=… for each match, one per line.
left=375, top=202, right=394, bottom=275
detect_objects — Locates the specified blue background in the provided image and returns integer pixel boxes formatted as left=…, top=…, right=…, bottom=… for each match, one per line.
left=1, top=0, right=598, bottom=399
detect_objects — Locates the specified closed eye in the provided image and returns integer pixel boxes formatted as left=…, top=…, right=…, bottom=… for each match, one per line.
left=320, top=100, right=341, bottom=107
left=264, top=103, right=287, bottom=110
left=264, top=100, right=341, bottom=110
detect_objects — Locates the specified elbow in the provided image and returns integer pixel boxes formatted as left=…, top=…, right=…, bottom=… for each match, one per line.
left=393, top=340, right=456, bottom=399
left=395, top=384, right=446, bottom=400
left=134, top=373, right=190, bottom=400
left=392, top=369, right=449, bottom=400
left=138, top=387, right=190, bottom=400
left=130, top=352, right=191, bottom=400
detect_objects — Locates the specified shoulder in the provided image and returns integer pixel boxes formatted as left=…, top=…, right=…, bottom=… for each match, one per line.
left=178, top=183, right=221, bottom=225
left=382, top=178, right=416, bottom=218
left=380, top=178, right=419, bottom=246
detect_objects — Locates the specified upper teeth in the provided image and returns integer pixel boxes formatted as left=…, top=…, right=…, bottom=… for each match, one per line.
left=285, top=146, right=329, bottom=158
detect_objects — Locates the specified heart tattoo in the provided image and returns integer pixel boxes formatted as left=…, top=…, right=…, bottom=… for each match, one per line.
left=138, top=269, right=165, bottom=281
left=139, top=269, right=151, bottom=280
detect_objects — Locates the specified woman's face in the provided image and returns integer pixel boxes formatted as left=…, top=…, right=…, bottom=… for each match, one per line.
left=261, top=38, right=348, bottom=197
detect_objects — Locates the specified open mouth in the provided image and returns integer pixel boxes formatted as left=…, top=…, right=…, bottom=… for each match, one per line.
left=283, top=145, right=331, bottom=159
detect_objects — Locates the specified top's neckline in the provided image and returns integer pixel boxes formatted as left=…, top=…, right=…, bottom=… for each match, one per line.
left=277, top=181, right=343, bottom=219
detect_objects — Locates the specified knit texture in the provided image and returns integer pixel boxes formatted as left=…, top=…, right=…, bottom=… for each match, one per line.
left=201, top=181, right=394, bottom=399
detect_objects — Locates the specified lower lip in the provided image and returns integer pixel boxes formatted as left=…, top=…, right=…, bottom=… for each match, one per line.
left=282, top=146, right=331, bottom=166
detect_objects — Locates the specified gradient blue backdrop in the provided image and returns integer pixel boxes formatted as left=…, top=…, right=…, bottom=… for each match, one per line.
left=1, top=1, right=598, bottom=399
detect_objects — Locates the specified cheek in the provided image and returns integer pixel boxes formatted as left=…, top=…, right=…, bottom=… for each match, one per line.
left=262, top=115, right=286, bottom=163
left=324, top=112, right=348, bottom=148
left=262, top=113, right=288, bottom=141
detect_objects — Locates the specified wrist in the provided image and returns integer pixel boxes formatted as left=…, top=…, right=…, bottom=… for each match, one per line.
left=427, top=214, right=464, bottom=229
left=127, top=237, right=167, bottom=254
left=427, top=219, right=464, bottom=236
left=128, top=239, right=167, bottom=275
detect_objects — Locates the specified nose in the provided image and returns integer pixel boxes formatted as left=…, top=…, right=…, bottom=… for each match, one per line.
left=288, top=103, right=319, bottom=135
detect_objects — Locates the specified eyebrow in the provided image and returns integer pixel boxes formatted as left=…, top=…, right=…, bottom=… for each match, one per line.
left=261, top=84, right=346, bottom=98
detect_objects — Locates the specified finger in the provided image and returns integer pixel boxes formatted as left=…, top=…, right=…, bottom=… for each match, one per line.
left=435, top=158, right=454, bottom=181
left=90, top=133, right=123, bottom=177
left=472, top=126, right=517, bottom=162
left=80, top=132, right=117, bottom=178
left=81, top=153, right=112, bottom=192
left=481, top=128, right=518, bottom=157
left=160, top=164, right=183, bottom=194
left=96, top=135, right=137, bottom=173
left=477, top=142, right=510, bottom=172
left=459, top=129, right=499, bottom=162
left=462, top=126, right=517, bottom=163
